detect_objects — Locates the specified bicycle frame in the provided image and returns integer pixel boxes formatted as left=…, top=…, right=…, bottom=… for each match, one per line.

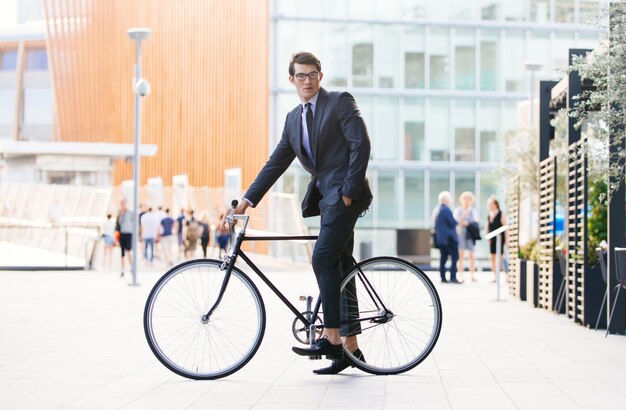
left=202, top=214, right=391, bottom=341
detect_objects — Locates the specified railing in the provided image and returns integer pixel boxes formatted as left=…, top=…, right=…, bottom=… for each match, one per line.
left=0, top=183, right=112, bottom=268
left=485, top=224, right=509, bottom=301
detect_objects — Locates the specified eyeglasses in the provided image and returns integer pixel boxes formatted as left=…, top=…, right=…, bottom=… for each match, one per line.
left=293, top=71, right=319, bottom=81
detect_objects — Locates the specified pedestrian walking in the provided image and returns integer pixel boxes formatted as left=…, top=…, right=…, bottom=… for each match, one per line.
left=433, top=191, right=461, bottom=283
left=454, top=191, right=479, bottom=282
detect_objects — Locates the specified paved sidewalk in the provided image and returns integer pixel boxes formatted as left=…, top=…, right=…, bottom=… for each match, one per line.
left=1, top=245, right=626, bottom=409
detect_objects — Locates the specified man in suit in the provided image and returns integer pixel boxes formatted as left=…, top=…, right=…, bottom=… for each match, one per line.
left=434, top=191, right=461, bottom=283
left=233, top=51, right=372, bottom=374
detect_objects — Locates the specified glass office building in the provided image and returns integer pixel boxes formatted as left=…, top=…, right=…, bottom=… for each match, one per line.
left=270, top=0, right=605, bottom=255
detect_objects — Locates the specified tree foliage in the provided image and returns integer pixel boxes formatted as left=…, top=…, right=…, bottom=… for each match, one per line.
left=568, top=2, right=626, bottom=201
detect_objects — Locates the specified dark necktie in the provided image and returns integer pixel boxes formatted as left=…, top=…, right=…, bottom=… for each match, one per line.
left=302, top=102, right=315, bottom=163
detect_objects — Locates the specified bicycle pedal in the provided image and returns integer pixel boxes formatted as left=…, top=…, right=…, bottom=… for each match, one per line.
left=309, top=354, right=322, bottom=360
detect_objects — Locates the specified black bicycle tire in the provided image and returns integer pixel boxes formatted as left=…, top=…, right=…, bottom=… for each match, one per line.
left=144, top=258, right=266, bottom=380
left=340, top=256, right=443, bottom=375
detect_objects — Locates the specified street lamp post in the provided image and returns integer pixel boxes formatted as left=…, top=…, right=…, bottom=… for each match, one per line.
left=523, top=61, right=543, bottom=130
left=127, top=27, right=151, bottom=286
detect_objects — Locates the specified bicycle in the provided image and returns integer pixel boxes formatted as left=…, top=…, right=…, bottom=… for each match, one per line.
left=144, top=201, right=443, bottom=380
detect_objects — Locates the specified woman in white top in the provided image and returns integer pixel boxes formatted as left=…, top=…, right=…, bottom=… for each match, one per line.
left=454, top=192, right=479, bottom=282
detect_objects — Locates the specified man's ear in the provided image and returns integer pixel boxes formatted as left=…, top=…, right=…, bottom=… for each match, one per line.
left=289, top=75, right=295, bottom=85
left=318, top=72, right=324, bottom=82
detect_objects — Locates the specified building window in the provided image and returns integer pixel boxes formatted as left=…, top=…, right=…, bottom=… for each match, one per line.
left=454, top=99, right=476, bottom=162
left=404, top=171, right=425, bottom=227
left=26, top=50, right=48, bottom=70
left=502, top=0, right=525, bottom=21
left=480, top=101, right=500, bottom=162
left=429, top=98, right=450, bottom=161
left=23, top=89, right=54, bottom=124
left=504, top=100, right=519, bottom=132
left=0, top=90, right=15, bottom=126
left=577, top=31, right=601, bottom=50
left=404, top=27, right=425, bottom=89
left=528, top=30, right=551, bottom=80
left=377, top=172, right=398, bottom=225
left=405, top=122, right=425, bottom=161
left=373, top=96, right=399, bottom=160
left=0, top=51, right=18, bottom=71
left=479, top=171, right=499, bottom=222
left=429, top=171, right=450, bottom=217
left=430, top=28, right=450, bottom=90
left=325, top=25, right=349, bottom=87
left=455, top=29, right=476, bottom=90
left=480, top=131, right=498, bottom=162
left=405, top=52, right=425, bottom=89
left=404, top=97, right=425, bottom=161
left=481, top=1, right=499, bottom=20
left=453, top=1, right=477, bottom=19
left=356, top=95, right=374, bottom=160
left=530, top=0, right=551, bottom=23
left=480, top=29, right=499, bottom=91
left=352, top=43, right=373, bottom=88
left=375, top=26, right=397, bottom=88
left=504, top=30, right=524, bottom=92
left=578, top=1, right=600, bottom=24
left=429, top=2, right=452, bottom=20
left=455, top=171, right=476, bottom=201
left=555, top=0, right=576, bottom=23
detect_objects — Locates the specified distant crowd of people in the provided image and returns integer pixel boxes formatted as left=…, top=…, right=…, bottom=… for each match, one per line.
left=432, top=191, right=508, bottom=284
left=99, top=199, right=230, bottom=276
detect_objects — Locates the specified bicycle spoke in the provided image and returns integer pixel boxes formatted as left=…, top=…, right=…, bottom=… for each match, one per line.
left=144, top=260, right=265, bottom=380
left=341, top=257, right=442, bottom=375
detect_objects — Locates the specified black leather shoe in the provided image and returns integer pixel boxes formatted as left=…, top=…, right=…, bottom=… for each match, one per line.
left=313, top=349, right=365, bottom=375
left=449, top=278, right=464, bottom=284
left=292, top=337, right=343, bottom=360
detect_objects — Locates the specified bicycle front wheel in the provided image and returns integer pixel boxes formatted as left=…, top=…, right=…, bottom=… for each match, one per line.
left=144, top=259, right=266, bottom=380
left=340, top=256, right=442, bottom=375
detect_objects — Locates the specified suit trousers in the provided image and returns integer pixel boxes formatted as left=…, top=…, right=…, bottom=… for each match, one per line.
left=312, top=196, right=369, bottom=332
left=439, top=240, right=459, bottom=281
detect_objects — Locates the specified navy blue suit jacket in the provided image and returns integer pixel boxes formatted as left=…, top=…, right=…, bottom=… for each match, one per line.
left=245, top=87, right=372, bottom=217
left=434, top=204, right=458, bottom=247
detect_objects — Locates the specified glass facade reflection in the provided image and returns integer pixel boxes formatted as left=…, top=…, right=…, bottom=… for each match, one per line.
left=271, top=0, right=606, bottom=248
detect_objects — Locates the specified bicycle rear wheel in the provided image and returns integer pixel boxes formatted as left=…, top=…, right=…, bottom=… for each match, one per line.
left=144, top=259, right=266, bottom=380
left=340, top=256, right=442, bottom=375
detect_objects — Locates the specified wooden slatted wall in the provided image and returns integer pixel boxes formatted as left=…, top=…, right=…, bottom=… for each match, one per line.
left=42, top=0, right=269, bottom=188
left=537, top=156, right=557, bottom=310
left=566, top=139, right=587, bottom=323
left=506, top=175, right=521, bottom=298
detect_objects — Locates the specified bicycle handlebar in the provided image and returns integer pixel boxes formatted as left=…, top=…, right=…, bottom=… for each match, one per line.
left=226, top=199, right=250, bottom=235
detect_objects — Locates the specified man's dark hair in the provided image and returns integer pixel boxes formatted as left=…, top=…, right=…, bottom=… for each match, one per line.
left=289, top=52, right=321, bottom=76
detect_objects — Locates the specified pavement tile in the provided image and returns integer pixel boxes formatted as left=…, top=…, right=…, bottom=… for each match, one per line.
left=2, top=242, right=626, bottom=409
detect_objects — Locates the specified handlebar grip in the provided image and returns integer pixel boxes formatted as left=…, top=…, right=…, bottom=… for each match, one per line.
left=231, top=199, right=239, bottom=209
